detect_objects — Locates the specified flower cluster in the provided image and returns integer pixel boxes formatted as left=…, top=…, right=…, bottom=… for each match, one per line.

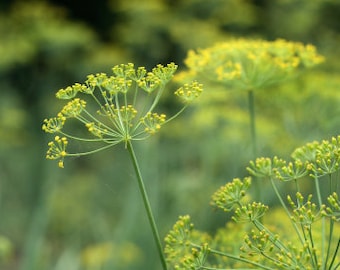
left=211, top=177, right=251, bottom=212
left=240, top=229, right=275, bottom=258
left=45, top=136, right=68, bottom=168
left=326, top=193, right=340, bottom=221
left=166, top=136, right=340, bottom=269
left=42, top=63, right=202, bottom=167
left=164, top=215, right=211, bottom=270
left=174, top=81, right=203, bottom=103
left=246, top=136, right=340, bottom=183
left=185, top=38, right=324, bottom=90
left=233, top=202, right=268, bottom=223
left=287, top=193, right=326, bottom=226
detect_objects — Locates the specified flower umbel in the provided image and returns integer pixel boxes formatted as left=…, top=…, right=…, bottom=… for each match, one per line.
left=42, top=62, right=202, bottom=168
left=141, top=112, right=166, bottom=135
left=288, top=193, right=326, bottom=226
left=185, top=38, right=324, bottom=90
left=42, top=115, right=65, bottom=133
left=46, top=136, right=68, bottom=168
left=211, top=177, right=251, bottom=212
left=174, top=81, right=203, bottom=103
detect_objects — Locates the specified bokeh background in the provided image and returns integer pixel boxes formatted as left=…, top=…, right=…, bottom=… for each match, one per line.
left=1, top=0, right=340, bottom=269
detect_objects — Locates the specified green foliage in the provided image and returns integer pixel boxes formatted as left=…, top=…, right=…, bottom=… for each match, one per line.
left=0, top=2, right=95, bottom=70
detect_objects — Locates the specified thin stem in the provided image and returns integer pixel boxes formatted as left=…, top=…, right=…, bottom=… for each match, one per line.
left=308, top=225, right=319, bottom=268
left=314, top=175, right=323, bottom=206
left=66, top=142, right=120, bottom=157
left=248, top=89, right=257, bottom=159
left=326, top=173, right=335, bottom=269
left=248, top=89, right=261, bottom=201
left=328, top=237, right=340, bottom=269
left=203, top=246, right=274, bottom=270
left=326, top=214, right=335, bottom=268
left=165, top=105, right=188, bottom=123
left=314, top=175, right=325, bottom=267
left=269, top=177, right=305, bottom=245
left=149, top=85, right=165, bottom=113
left=126, top=141, right=167, bottom=270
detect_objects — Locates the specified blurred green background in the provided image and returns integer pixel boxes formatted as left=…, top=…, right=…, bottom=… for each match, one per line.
left=0, top=0, right=340, bottom=269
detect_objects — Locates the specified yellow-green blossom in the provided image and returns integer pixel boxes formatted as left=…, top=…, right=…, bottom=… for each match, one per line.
left=185, top=38, right=324, bottom=90
left=174, top=81, right=203, bottom=103
left=56, top=83, right=88, bottom=99
left=85, top=122, right=109, bottom=138
left=137, top=72, right=162, bottom=93
left=141, top=112, right=166, bottom=135
left=292, top=136, right=340, bottom=177
left=60, top=98, right=86, bottom=118
left=43, top=62, right=202, bottom=168
left=288, top=193, right=326, bottom=225
left=274, top=159, right=310, bottom=182
left=46, top=136, right=68, bottom=168
left=117, top=105, right=138, bottom=124
left=42, top=115, right=65, bottom=133
left=56, top=86, right=78, bottom=100
left=211, top=177, right=251, bottom=212
left=102, top=76, right=132, bottom=95
left=86, top=73, right=108, bottom=89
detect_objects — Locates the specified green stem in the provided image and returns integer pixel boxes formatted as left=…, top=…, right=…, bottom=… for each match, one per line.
left=248, top=89, right=261, bottom=201
left=248, top=89, right=257, bottom=159
left=325, top=174, right=335, bottom=269
left=325, top=224, right=333, bottom=268
left=269, top=178, right=305, bottom=245
left=314, top=175, right=325, bottom=267
left=203, top=246, right=274, bottom=270
left=328, top=237, right=340, bottom=269
left=126, top=140, right=167, bottom=270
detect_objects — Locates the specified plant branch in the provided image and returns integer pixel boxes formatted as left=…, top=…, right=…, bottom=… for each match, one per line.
left=126, top=140, right=167, bottom=270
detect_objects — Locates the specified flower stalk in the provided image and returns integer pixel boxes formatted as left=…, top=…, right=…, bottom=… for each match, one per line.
left=126, top=140, right=167, bottom=270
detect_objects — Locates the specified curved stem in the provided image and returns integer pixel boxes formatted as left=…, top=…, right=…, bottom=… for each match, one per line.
left=165, top=105, right=188, bottom=123
left=126, top=141, right=167, bottom=270
left=67, top=142, right=119, bottom=157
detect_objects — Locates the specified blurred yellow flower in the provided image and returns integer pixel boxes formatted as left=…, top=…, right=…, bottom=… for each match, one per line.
left=185, top=38, right=324, bottom=90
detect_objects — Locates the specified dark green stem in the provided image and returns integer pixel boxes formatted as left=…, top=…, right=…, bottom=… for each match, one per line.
left=126, top=140, right=167, bottom=270
left=328, top=237, right=340, bottom=269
